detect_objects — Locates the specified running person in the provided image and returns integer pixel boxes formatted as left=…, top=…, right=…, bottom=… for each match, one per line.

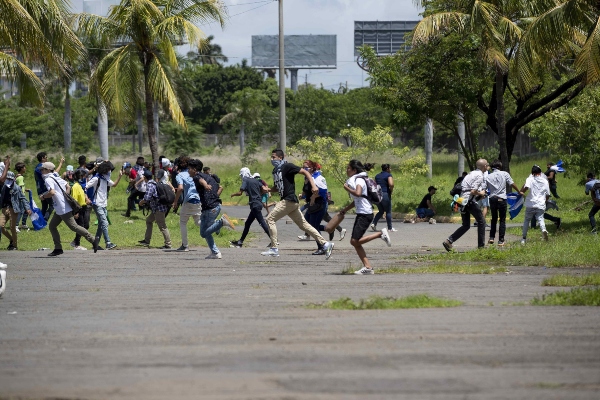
left=230, top=167, right=271, bottom=247
left=260, top=149, right=334, bottom=258
left=372, top=164, right=396, bottom=231
left=339, top=160, right=391, bottom=275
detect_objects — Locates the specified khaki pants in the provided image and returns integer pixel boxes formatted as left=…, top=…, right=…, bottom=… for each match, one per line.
left=144, top=210, right=171, bottom=246
left=267, top=200, right=326, bottom=247
left=179, top=202, right=201, bottom=247
left=49, top=211, right=95, bottom=250
left=0, top=206, right=19, bottom=248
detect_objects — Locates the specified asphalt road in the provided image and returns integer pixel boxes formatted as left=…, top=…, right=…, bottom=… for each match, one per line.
left=1, top=206, right=599, bottom=399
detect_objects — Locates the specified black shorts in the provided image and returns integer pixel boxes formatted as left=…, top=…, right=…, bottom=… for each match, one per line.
left=352, top=213, right=374, bottom=240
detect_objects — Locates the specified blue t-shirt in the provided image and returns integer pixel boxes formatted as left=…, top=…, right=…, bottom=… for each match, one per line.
left=176, top=170, right=200, bottom=204
left=585, top=179, right=599, bottom=199
left=34, top=163, right=45, bottom=195
left=375, top=171, right=392, bottom=193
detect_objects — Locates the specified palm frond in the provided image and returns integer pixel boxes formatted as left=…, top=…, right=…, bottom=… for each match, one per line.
left=146, top=55, right=186, bottom=127
left=575, top=16, right=600, bottom=84
left=412, top=12, right=470, bottom=44
left=0, top=51, right=45, bottom=106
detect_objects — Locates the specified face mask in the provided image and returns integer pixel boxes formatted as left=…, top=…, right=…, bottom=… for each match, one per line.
left=5, top=179, right=14, bottom=188
left=271, top=159, right=283, bottom=168
left=42, top=173, right=51, bottom=179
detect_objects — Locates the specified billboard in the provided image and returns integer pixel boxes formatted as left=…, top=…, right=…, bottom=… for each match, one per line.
left=252, top=35, right=337, bottom=69
left=354, top=21, right=420, bottom=56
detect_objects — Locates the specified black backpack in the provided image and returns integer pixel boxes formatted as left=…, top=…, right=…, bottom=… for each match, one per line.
left=153, top=182, right=175, bottom=205
left=450, top=182, right=463, bottom=197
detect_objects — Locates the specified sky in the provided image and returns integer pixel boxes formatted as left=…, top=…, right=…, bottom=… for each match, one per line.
left=197, top=0, right=423, bottom=90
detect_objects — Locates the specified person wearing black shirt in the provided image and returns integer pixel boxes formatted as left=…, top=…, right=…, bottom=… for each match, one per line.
left=230, top=167, right=271, bottom=247
left=188, top=159, right=235, bottom=260
left=415, top=186, right=437, bottom=221
left=260, top=149, right=334, bottom=258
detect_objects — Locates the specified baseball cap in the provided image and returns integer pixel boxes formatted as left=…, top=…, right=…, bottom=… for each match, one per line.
left=41, top=162, right=56, bottom=170
left=143, top=169, right=153, bottom=179
left=123, top=162, right=132, bottom=169
left=66, top=165, right=74, bottom=172
left=156, top=169, right=166, bottom=180
left=6, top=171, right=15, bottom=180
left=161, top=158, right=171, bottom=168
left=428, top=186, right=438, bottom=191
left=252, top=172, right=261, bottom=178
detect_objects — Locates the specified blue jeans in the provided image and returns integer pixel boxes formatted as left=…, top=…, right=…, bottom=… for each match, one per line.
left=374, top=192, right=393, bottom=229
left=416, top=208, right=435, bottom=218
left=93, top=205, right=111, bottom=245
left=200, top=204, right=222, bottom=254
left=305, top=205, right=327, bottom=249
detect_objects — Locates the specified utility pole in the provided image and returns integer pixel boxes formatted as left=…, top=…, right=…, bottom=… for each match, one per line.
left=278, top=0, right=286, bottom=152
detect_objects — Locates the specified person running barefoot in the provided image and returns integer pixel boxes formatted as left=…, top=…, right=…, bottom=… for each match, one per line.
left=339, top=160, right=391, bottom=275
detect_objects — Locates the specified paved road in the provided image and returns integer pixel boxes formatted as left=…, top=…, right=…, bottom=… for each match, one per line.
left=1, top=206, right=598, bottom=399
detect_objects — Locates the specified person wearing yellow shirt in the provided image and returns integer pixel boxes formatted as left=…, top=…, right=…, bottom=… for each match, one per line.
left=70, top=169, right=91, bottom=250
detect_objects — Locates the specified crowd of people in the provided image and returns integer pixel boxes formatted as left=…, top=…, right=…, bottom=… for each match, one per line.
left=1, top=150, right=599, bottom=295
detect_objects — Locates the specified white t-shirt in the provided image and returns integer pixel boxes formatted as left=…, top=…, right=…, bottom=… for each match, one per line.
left=44, top=175, right=72, bottom=216
left=524, top=174, right=549, bottom=210
left=87, top=174, right=116, bottom=207
left=347, top=172, right=373, bottom=214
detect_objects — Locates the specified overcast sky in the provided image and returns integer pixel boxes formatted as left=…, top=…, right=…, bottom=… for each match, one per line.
left=198, top=0, right=423, bottom=90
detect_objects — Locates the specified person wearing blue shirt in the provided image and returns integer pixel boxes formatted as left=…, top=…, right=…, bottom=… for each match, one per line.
left=585, top=172, right=600, bottom=234
left=372, top=164, right=396, bottom=232
left=172, top=157, right=202, bottom=251
left=34, top=152, right=64, bottom=221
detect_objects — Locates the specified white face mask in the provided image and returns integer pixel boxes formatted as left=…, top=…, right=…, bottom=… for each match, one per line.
left=42, top=172, right=52, bottom=179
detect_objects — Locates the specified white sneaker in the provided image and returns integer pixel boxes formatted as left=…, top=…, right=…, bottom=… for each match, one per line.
left=521, top=239, right=526, bottom=245
left=323, top=242, right=334, bottom=260
left=0, top=270, right=6, bottom=298
left=297, top=235, right=310, bottom=241
left=542, top=230, right=548, bottom=241
left=15, top=226, right=20, bottom=233
left=380, top=228, right=392, bottom=247
left=69, top=241, right=77, bottom=248
left=370, top=224, right=377, bottom=232
left=354, top=267, right=374, bottom=275
left=220, top=214, right=235, bottom=230
left=74, top=246, right=88, bottom=251
left=176, top=245, right=189, bottom=252
left=389, top=227, right=398, bottom=232
left=261, top=248, right=279, bottom=257
left=205, top=252, right=222, bottom=259
left=429, top=219, right=437, bottom=224
left=0, top=261, right=7, bottom=269
left=339, top=228, right=347, bottom=240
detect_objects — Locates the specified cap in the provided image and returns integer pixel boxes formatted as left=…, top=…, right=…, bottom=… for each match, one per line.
left=161, top=158, right=171, bottom=168
left=239, top=167, right=251, bottom=177
left=66, top=165, right=74, bottom=172
left=6, top=171, right=15, bottom=180
left=41, top=162, right=56, bottom=170
left=156, top=169, right=166, bottom=180
left=143, top=169, right=153, bottom=179
left=428, top=186, right=438, bottom=191
left=123, top=162, right=131, bottom=169
left=252, top=172, right=261, bottom=178
left=95, top=157, right=105, bottom=164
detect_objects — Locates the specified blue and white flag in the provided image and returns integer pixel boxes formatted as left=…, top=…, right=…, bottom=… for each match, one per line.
left=506, top=192, right=524, bottom=220
left=550, top=160, right=565, bottom=173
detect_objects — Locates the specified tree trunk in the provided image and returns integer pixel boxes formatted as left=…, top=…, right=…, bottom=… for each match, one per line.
left=496, top=69, right=510, bottom=172
left=457, top=112, right=465, bottom=176
left=63, top=84, right=72, bottom=154
left=424, top=118, right=434, bottom=179
left=97, top=97, right=109, bottom=161
left=144, top=64, right=159, bottom=170
left=239, top=123, right=245, bottom=155
left=153, top=101, right=159, bottom=152
left=137, top=106, right=143, bottom=153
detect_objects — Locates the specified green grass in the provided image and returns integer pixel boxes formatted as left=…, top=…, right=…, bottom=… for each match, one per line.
left=426, top=232, right=600, bottom=267
left=541, top=273, right=600, bottom=287
left=308, top=294, right=463, bottom=310
left=377, top=263, right=509, bottom=274
left=531, top=287, right=600, bottom=306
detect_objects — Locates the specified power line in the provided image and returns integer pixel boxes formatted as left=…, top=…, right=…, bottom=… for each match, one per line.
left=227, top=0, right=276, bottom=18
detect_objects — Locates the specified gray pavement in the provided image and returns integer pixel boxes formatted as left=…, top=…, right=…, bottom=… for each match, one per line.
left=1, top=205, right=599, bottom=399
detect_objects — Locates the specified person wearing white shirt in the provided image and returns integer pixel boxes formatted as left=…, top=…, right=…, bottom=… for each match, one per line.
left=443, top=159, right=489, bottom=252
left=339, top=160, right=391, bottom=275
left=39, top=162, right=98, bottom=257
left=519, top=165, right=551, bottom=244
left=486, top=159, right=520, bottom=246
left=87, top=161, right=124, bottom=250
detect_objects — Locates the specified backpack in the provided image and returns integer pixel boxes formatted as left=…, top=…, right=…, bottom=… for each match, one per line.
left=593, top=181, right=600, bottom=202
left=450, top=182, right=463, bottom=197
left=359, top=177, right=383, bottom=204
left=154, top=181, right=175, bottom=205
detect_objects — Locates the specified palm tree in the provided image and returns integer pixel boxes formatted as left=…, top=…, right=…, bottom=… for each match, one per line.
left=75, top=0, right=227, bottom=168
left=0, top=0, right=85, bottom=107
left=412, top=0, right=524, bottom=171
left=186, top=35, right=228, bottom=65
left=219, top=88, right=270, bottom=155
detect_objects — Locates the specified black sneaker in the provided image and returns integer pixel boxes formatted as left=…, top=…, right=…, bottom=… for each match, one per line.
left=230, top=240, right=243, bottom=248
left=7, top=242, right=17, bottom=250
left=329, top=231, right=334, bottom=241
left=48, top=249, right=64, bottom=257
left=312, top=248, right=326, bottom=255
left=555, top=219, right=561, bottom=230
left=93, top=236, right=100, bottom=253
left=106, top=243, right=117, bottom=250
left=443, top=239, right=453, bottom=252
left=138, top=240, right=150, bottom=247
